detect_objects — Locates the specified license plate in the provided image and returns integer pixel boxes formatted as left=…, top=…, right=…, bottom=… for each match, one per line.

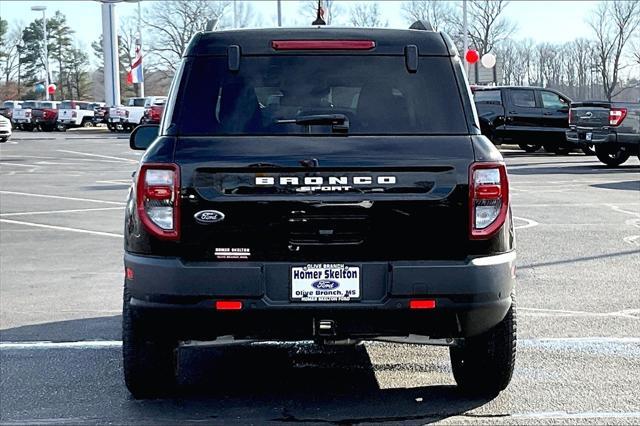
left=291, top=264, right=360, bottom=302
left=586, top=132, right=592, bottom=141
left=15, top=119, right=25, bottom=123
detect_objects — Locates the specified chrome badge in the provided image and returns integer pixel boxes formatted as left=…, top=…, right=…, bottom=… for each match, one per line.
left=194, top=210, right=225, bottom=224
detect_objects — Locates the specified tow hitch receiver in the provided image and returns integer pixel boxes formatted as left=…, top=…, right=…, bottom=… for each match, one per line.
left=316, top=319, right=337, bottom=336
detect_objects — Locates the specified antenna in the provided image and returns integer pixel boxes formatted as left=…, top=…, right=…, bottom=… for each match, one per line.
left=312, top=0, right=326, bottom=26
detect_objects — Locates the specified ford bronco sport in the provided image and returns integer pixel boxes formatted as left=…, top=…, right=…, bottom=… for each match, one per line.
left=124, top=23, right=517, bottom=399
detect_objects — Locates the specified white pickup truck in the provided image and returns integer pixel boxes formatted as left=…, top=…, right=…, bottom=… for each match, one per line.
left=108, top=97, right=147, bottom=132
left=12, top=100, right=39, bottom=131
left=57, top=100, right=96, bottom=130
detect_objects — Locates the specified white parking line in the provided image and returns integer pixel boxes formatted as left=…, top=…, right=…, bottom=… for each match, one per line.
left=57, top=149, right=138, bottom=163
left=1, top=337, right=639, bottom=351
left=513, top=216, right=539, bottom=230
left=0, top=190, right=126, bottom=205
left=0, top=207, right=123, bottom=217
left=520, top=307, right=639, bottom=319
left=0, top=218, right=123, bottom=238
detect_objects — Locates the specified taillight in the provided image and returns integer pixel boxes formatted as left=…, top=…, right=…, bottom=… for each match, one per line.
left=72, top=111, right=77, bottom=118
left=609, top=108, right=627, bottom=126
left=150, top=106, right=161, bottom=121
left=469, top=162, right=509, bottom=239
left=136, top=163, right=180, bottom=240
left=272, top=40, right=376, bottom=50
left=568, top=108, right=573, bottom=124
left=26, top=111, right=31, bottom=118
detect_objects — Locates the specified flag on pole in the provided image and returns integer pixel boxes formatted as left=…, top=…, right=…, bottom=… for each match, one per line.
left=127, top=45, right=143, bottom=85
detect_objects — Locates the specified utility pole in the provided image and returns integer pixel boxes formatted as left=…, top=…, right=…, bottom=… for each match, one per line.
left=462, top=0, right=469, bottom=76
left=137, top=0, right=144, bottom=97
left=101, top=1, right=121, bottom=106
left=277, top=0, right=282, bottom=27
left=233, top=0, right=238, bottom=28
left=31, top=6, right=50, bottom=101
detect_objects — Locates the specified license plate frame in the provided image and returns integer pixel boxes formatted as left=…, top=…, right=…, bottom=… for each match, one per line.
left=291, top=264, right=361, bottom=302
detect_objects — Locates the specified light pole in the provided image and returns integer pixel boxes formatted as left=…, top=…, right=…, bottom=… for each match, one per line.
left=462, top=0, right=469, bottom=76
left=31, top=5, right=49, bottom=101
left=17, top=42, right=24, bottom=98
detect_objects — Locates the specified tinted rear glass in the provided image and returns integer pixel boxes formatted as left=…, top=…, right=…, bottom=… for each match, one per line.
left=60, top=102, right=74, bottom=109
left=474, top=90, right=502, bottom=104
left=174, top=56, right=467, bottom=135
left=22, top=101, right=38, bottom=108
left=130, top=98, right=146, bottom=107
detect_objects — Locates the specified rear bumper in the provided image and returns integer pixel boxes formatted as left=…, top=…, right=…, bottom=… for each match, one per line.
left=566, top=128, right=639, bottom=146
left=124, top=252, right=516, bottom=340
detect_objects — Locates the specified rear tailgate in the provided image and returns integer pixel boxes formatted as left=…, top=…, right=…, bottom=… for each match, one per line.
left=175, top=136, right=474, bottom=262
left=570, top=102, right=610, bottom=129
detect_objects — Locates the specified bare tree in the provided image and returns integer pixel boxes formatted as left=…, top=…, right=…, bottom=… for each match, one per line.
left=400, top=0, right=453, bottom=31
left=1, top=24, right=24, bottom=85
left=299, top=0, right=343, bottom=25
left=452, top=0, right=517, bottom=55
left=143, top=0, right=230, bottom=73
left=588, top=0, right=640, bottom=100
left=232, top=1, right=261, bottom=28
left=348, top=2, right=387, bottom=28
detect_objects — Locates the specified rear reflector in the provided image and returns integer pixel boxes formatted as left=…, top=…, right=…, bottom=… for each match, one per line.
left=409, top=299, right=436, bottom=309
left=272, top=40, right=376, bottom=50
left=215, top=301, right=243, bottom=311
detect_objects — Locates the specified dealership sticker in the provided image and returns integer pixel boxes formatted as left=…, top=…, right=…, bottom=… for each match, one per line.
left=215, top=247, right=251, bottom=259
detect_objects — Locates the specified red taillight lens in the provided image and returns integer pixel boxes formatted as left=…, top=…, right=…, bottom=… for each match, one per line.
left=150, top=106, right=162, bottom=121
left=609, top=108, right=627, bottom=126
left=568, top=108, right=573, bottom=124
left=136, top=164, right=180, bottom=240
left=469, top=162, right=509, bottom=239
left=272, top=40, right=376, bottom=50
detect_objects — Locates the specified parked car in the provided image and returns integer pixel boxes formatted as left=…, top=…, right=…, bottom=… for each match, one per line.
left=0, top=100, right=23, bottom=122
left=108, top=97, right=147, bottom=132
left=473, top=86, right=576, bottom=154
left=31, top=101, right=60, bottom=132
left=123, top=24, right=517, bottom=399
left=57, top=100, right=96, bottom=130
left=566, top=101, right=640, bottom=166
left=12, top=100, right=39, bottom=131
left=141, top=97, right=167, bottom=124
left=0, top=114, right=12, bottom=142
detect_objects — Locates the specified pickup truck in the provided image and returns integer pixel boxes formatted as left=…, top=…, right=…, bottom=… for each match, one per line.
left=124, top=24, right=516, bottom=399
left=566, top=101, right=640, bottom=166
left=473, top=86, right=577, bottom=154
left=108, top=97, right=147, bottom=132
left=12, top=100, right=39, bottom=131
left=57, top=100, right=96, bottom=130
left=140, top=97, right=167, bottom=124
left=0, top=100, right=23, bottom=122
left=31, top=101, right=60, bottom=132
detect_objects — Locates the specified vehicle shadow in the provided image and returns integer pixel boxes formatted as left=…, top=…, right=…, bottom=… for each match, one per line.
left=1, top=317, right=493, bottom=424
left=591, top=180, right=640, bottom=191
left=508, top=163, right=640, bottom=175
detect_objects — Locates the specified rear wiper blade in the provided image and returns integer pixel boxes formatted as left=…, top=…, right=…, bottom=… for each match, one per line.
left=275, top=114, right=349, bottom=133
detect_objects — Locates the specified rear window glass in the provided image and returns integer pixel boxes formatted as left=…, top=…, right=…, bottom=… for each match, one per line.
left=129, top=98, right=146, bottom=107
left=173, top=56, right=467, bottom=135
left=511, top=90, right=536, bottom=108
left=474, top=90, right=502, bottom=104
left=22, top=101, right=38, bottom=108
left=60, top=102, right=75, bottom=109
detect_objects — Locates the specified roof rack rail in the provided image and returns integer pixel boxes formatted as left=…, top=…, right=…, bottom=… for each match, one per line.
left=409, top=20, right=434, bottom=31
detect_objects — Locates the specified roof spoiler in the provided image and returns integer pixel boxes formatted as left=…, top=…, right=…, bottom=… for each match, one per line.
left=409, top=20, right=434, bottom=31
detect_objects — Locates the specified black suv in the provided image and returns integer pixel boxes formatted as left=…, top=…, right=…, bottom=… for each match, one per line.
left=125, top=24, right=517, bottom=399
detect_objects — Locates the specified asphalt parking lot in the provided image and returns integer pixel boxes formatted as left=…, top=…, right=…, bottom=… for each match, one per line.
left=1, top=130, right=639, bottom=425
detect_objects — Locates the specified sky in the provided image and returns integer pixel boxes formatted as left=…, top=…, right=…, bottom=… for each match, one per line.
left=0, top=0, right=598, bottom=49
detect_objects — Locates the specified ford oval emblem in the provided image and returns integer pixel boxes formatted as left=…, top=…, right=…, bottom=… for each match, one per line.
left=194, top=210, right=225, bottom=224
left=312, top=280, right=340, bottom=290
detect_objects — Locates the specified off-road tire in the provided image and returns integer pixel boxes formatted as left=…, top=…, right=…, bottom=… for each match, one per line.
left=122, top=284, right=178, bottom=399
left=518, top=143, right=540, bottom=153
left=450, top=295, right=517, bottom=397
left=595, top=145, right=630, bottom=167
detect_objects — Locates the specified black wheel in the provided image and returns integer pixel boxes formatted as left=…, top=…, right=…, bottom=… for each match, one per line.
left=450, top=295, right=516, bottom=397
left=0, top=137, right=7, bottom=143
left=518, top=143, right=540, bottom=153
left=123, top=284, right=178, bottom=399
left=57, top=123, right=67, bottom=132
left=595, top=145, right=630, bottom=167
left=581, top=144, right=596, bottom=156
